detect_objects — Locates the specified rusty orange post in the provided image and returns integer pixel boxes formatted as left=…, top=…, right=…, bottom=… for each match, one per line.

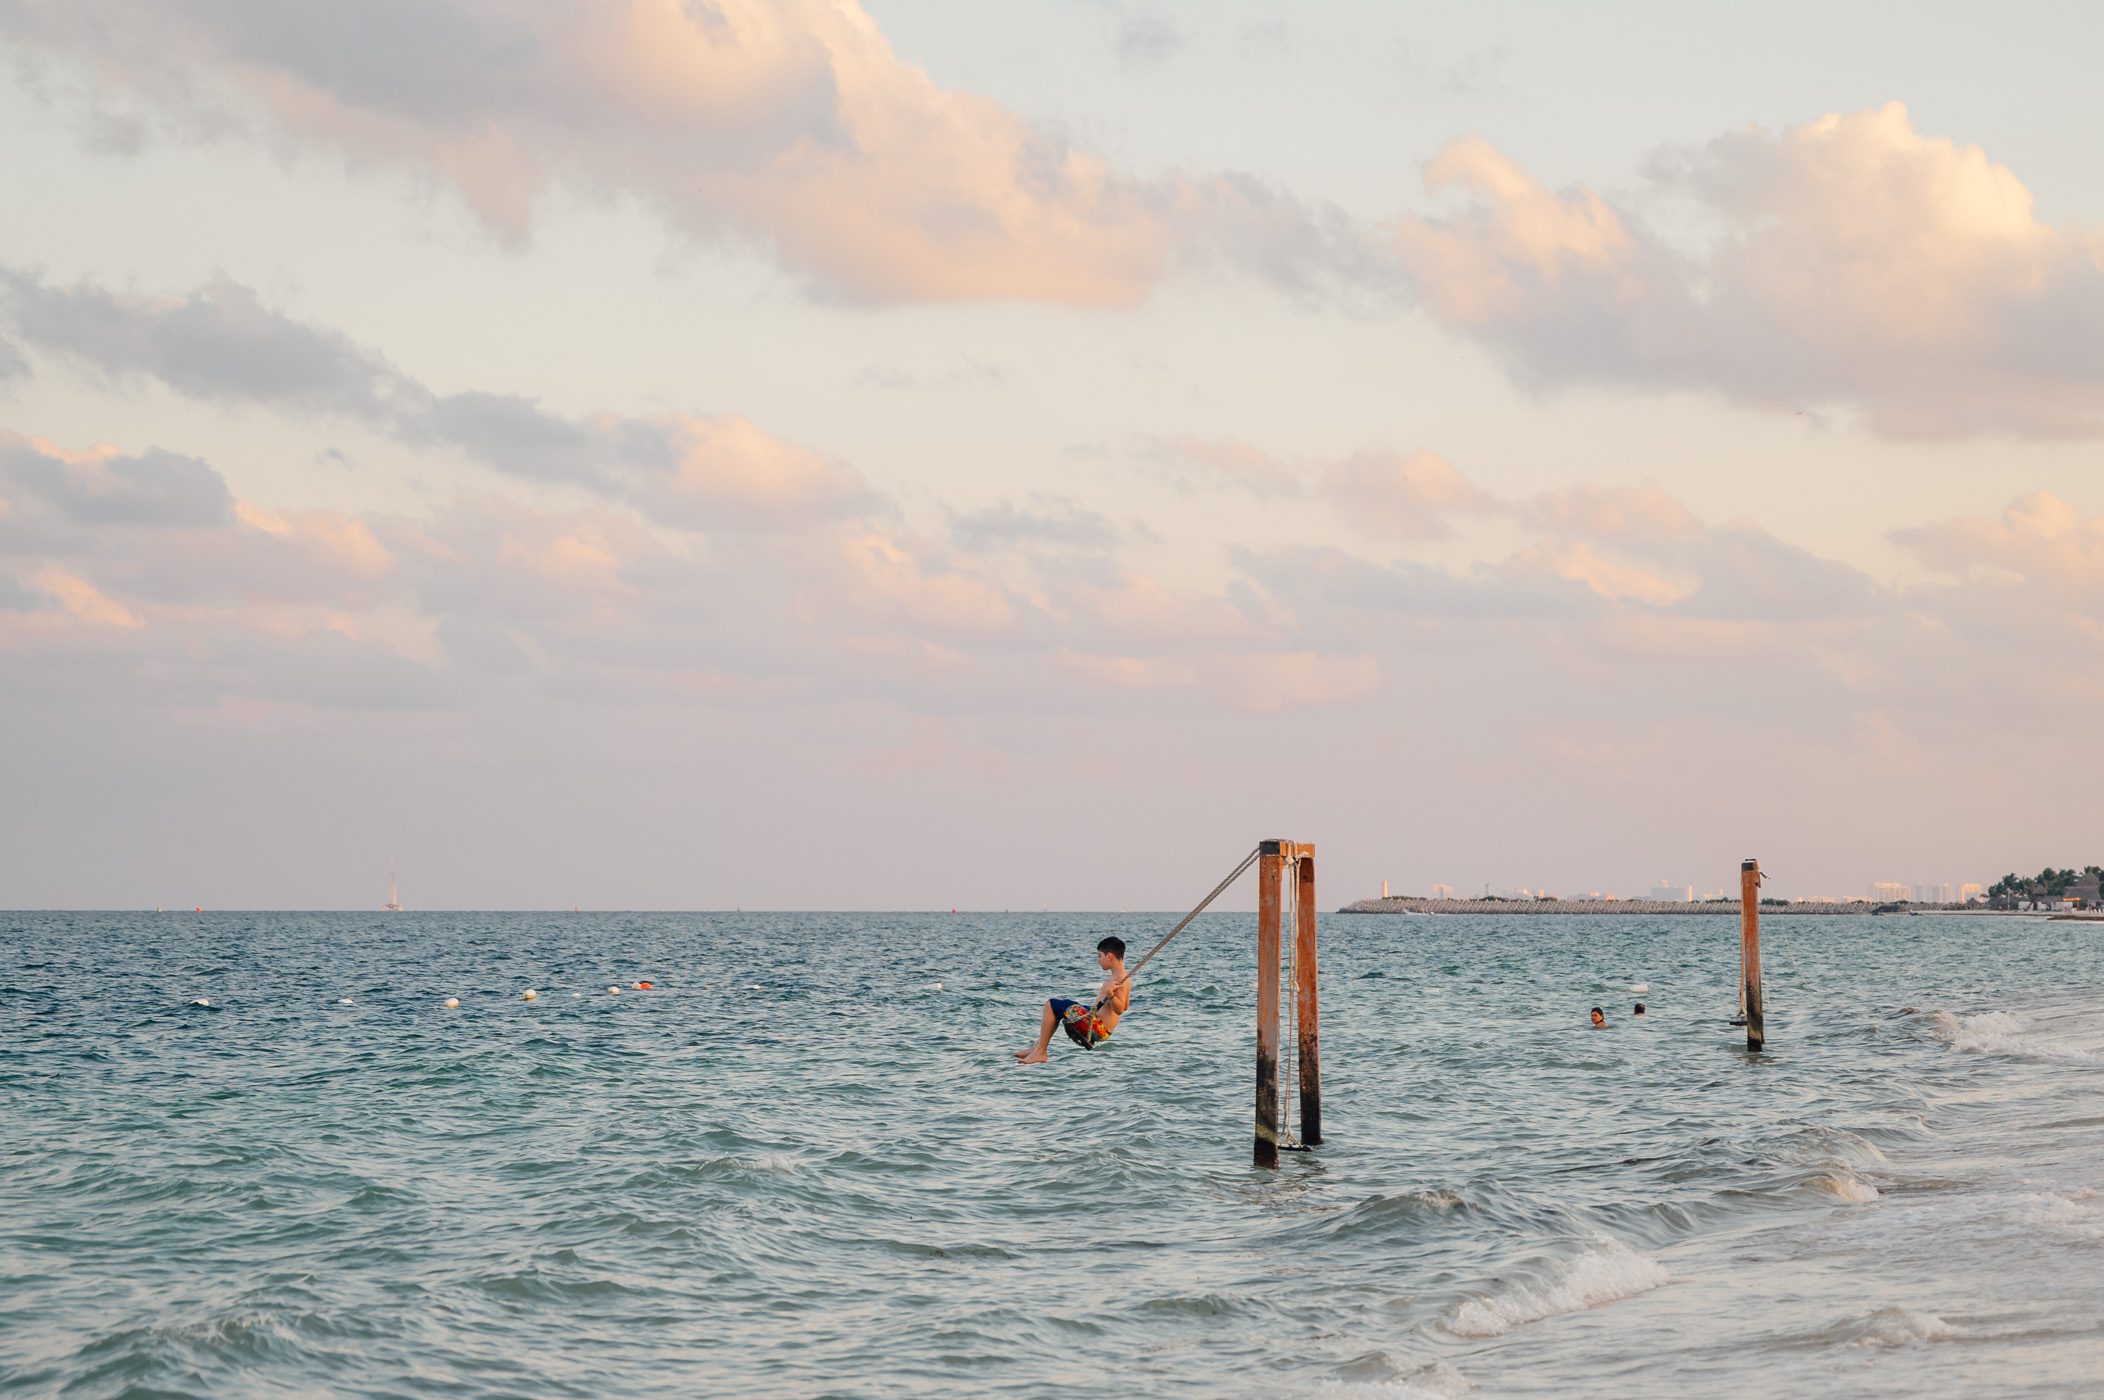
left=1741, top=858, right=1765, bottom=1051
left=1255, top=841, right=1283, bottom=1168
left=1294, top=846, right=1322, bottom=1146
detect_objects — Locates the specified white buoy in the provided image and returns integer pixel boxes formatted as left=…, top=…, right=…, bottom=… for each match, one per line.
left=1631, top=982, right=1650, bottom=995
left=192, top=998, right=211, bottom=1007
left=338, top=998, right=355, bottom=1006
left=608, top=986, right=620, bottom=996
left=444, top=997, right=460, bottom=1009
left=932, top=982, right=944, bottom=992
left=522, top=989, right=538, bottom=1001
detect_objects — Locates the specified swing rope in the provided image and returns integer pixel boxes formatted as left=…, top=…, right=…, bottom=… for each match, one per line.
left=1088, top=845, right=1263, bottom=1020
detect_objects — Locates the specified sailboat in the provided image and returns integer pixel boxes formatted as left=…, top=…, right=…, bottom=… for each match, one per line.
left=383, top=860, right=403, bottom=912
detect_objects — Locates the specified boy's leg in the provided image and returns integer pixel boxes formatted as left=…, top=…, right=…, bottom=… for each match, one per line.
left=1014, top=1000, right=1059, bottom=1062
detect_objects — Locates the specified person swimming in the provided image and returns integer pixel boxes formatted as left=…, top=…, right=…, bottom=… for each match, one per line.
left=1014, top=937, right=1130, bottom=1063
left=1633, top=1002, right=1646, bottom=1017
left=1590, top=1006, right=1607, bottom=1027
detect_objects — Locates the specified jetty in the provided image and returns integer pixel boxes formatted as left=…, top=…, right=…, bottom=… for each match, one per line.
left=1344, top=896, right=1906, bottom=916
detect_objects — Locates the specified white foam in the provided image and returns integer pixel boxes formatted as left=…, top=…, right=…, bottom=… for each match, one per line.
left=1807, top=1170, right=1881, bottom=1203
left=2013, top=1190, right=2104, bottom=1239
left=1847, top=1307, right=1957, bottom=1347
left=1443, top=1242, right=1669, bottom=1338
left=1304, top=1362, right=1471, bottom=1398
left=1926, top=1008, right=2091, bottom=1060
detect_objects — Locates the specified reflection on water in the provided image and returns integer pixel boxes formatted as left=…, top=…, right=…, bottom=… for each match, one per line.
left=2, top=911, right=2100, bottom=1395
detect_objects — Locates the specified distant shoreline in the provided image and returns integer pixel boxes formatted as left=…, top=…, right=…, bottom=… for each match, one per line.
left=1338, top=897, right=2030, bottom=917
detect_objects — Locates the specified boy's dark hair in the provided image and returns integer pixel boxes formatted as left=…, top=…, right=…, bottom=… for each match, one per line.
left=1097, top=936, right=1126, bottom=959
left=1590, top=1006, right=1604, bottom=1016
left=1634, top=1002, right=1646, bottom=1014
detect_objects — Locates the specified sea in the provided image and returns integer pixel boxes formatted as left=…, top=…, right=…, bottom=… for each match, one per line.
left=3, top=909, right=2101, bottom=1397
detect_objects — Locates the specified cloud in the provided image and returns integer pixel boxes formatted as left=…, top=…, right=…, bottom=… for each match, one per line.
left=0, top=270, right=418, bottom=420
left=1213, top=650, right=1381, bottom=712
left=950, top=496, right=1119, bottom=552
left=1321, top=450, right=1499, bottom=538
left=1149, top=436, right=1305, bottom=499
left=0, top=0, right=1335, bottom=306
left=0, top=432, right=233, bottom=528
left=1, top=269, right=878, bottom=531
left=1114, top=15, right=1184, bottom=69
left=1151, top=437, right=1502, bottom=538
left=1394, top=103, right=2104, bottom=438
left=1894, top=492, right=2104, bottom=587
left=26, top=564, right=143, bottom=629
left=1531, top=481, right=1700, bottom=539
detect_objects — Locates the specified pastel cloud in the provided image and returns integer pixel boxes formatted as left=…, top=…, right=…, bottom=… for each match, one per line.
left=0, top=271, right=875, bottom=531
left=1154, top=437, right=1503, bottom=538
left=0, top=432, right=232, bottom=529
left=1395, top=103, right=2104, bottom=438
left=0, top=1, right=1323, bottom=305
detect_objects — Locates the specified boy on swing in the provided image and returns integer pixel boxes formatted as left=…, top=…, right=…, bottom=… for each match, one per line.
left=1014, top=936, right=1130, bottom=1063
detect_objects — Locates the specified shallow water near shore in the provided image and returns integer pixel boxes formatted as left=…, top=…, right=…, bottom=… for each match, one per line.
left=4, top=910, right=2103, bottom=1396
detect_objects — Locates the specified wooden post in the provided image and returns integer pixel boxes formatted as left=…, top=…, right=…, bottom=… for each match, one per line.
left=1740, top=858, right=1765, bottom=1051
left=1294, top=847, right=1322, bottom=1147
left=1254, top=840, right=1283, bottom=1168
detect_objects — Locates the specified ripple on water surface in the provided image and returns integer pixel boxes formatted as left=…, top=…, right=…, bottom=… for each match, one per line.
left=2, top=910, right=2102, bottom=1396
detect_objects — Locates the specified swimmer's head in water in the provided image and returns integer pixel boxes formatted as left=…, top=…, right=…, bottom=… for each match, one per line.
left=1590, top=1007, right=1606, bottom=1026
left=1634, top=1002, right=1646, bottom=1015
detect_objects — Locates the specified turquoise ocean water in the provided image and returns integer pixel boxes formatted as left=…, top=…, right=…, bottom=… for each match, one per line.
left=4, top=910, right=2102, bottom=1396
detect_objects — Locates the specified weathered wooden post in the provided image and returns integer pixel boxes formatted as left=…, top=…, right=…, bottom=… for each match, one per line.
left=1740, top=857, right=1765, bottom=1051
left=1254, top=841, right=1283, bottom=1167
left=1293, top=846, right=1322, bottom=1146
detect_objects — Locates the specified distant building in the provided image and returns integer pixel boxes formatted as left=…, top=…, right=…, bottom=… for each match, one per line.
left=1960, top=883, right=1985, bottom=904
left=1871, top=882, right=1908, bottom=902
left=1700, top=888, right=1727, bottom=901
left=1651, top=880, right=1691, bottom=903
left=1381, top=880, right=1389, bottom=899
left=1430, top=883, right=1454, bottom=899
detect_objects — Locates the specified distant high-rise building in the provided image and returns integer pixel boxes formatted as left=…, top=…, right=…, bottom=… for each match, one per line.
left=1430, top=883, right=1454, bottom=899
left=1960, top=883, right=1985, bottom=903
left=1871, top=882, right=1908, bottom=902
left=1651, top=880, right=1691, bottom=903
left=1381, top=879, right=1389, bottom=899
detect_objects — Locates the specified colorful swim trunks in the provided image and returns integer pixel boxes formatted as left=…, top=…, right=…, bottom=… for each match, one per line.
left=1049, top=997, right=1108, bottom=1048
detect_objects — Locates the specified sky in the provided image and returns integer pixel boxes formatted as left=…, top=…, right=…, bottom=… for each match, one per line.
left=2, top=0, right=2101, bottom=909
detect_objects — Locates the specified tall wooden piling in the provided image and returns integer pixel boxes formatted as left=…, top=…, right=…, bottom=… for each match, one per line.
left=1740, top=857, right=1765, bottom=1051
left=1254, top=840, right=1283, bottom=1168
left=1293, top=848, right=1322, bottom=1146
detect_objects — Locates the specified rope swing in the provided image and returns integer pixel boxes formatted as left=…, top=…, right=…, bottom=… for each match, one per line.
left=1087, top=844, right=1262, bottom=1020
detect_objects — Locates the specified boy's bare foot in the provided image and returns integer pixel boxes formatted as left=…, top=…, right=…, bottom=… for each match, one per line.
left=1014, top=1048, right=1049, bottom=1063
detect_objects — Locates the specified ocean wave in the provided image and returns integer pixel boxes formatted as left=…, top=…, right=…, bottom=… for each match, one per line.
left=2012, top=1189, right=2104, bottom=1239
left=1838, top=1306, right=1960, bottom=1347
left=1442, top=1241, right=1669, bottom=1338
left=1306, top=1360, right=1471, bottom=1397
left=1804, top=1168, right=1881, bottom=1203
left=1924, top=1008, right=2093, bottom=1061
left=1315, top=1189, right=1469, bottom=1242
